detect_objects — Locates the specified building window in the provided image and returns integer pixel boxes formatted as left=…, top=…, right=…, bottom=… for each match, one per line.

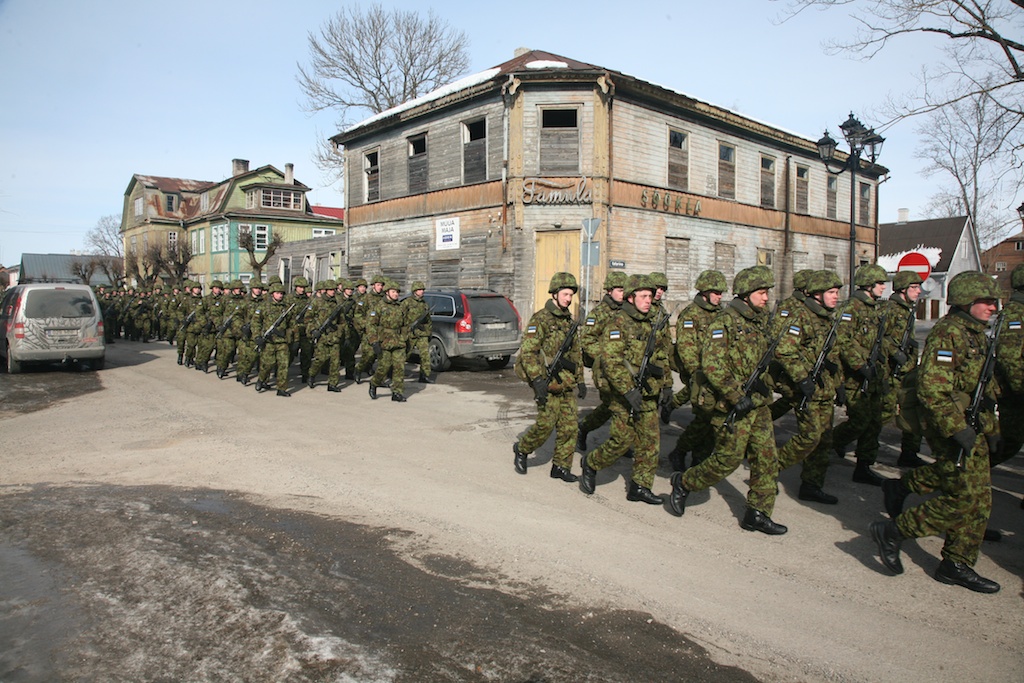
left=760, top=156, right=776, bottom=208
left=364, top=150, right=380, bottom=202
left=130, top=235, right=137, bottom=254
left=134, top=197, right=144, bottom=217
left=757, top=248, right=774, bottom=267
left=143, top=233, right=149, bottom=251
left=167, top=231, right=177, bottom=250
left=463, top=119, right=487, bottom=184
left=823, top=253, right=837, bottom=272
left=280, top=257, right=291, bottom=286
left=165, top=195, right=176, bottom=212
left=795, top=165, right=809, bottom=214
left=668, top=129, right=688, bottom=191
left=1016, top=241, right=1023, bottom=250
left=261, top=188, right=304, bottom=210
left=191, top=229, right=206, bottom=255
left=714, top=242, right=736, bottom=279
left=718, top=143, right=736, bottom=199
left=995, top=261, right=1007, bottom=272
left=312, top=228, right=336, bottom=237
left=858, top=182, right=871, bottom=225
left=826, top=176, right=838, bottom=219
left=200, top=193, right=209, bottom=212
left=238, top=223, right=269, bottom=250
left=540, top=108, right=579, bottom=175
left=408, top=133, right=428, bottom=194
left=211, top=224, right=229, bottom=252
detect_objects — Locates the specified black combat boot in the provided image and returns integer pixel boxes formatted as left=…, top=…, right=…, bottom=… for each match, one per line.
left=307, top=375, right=316, bottom=389
left=870, top=519, right=904, bottom=574
left=391, top=393, right=407, bottom=402
left=277, top=389, right=291, bottom=397
left=934, top=559, right=999, bottom=593
left=798, top=482, right=838, bottom=505
left=327, top=385, right=341, bottom=393
left=983, top=528, right=1002, bottom=542
left=740, top=508, right=788, bottom=535
left=368, top=382, right=378, bottom=399
left=195, top=362, right=207, bottom=373
left=881, top=477, right=909, bottom=519
left=177, top=355, right=184, bottom=365
left=418, top=372, right=434, bottom=384
left=852, top=460, right=883, bottom=486
left=513, top=442, right=527, bottom=475
left=897, top=451, right=927, bottom=467
left=579, top=455, right=597, bottom=495
left=550, top=464, right=578, bottom=483
left=626, top=481, right=663, bottom=505
left=355, top=369, right=364, bottom=385
left=254, top=380, right=266, bottom=392
left=576, top=425, right=589, bottom=452
left=660, top=402, right=673, bottom=425
left=668, top=472, right=689, bottom=516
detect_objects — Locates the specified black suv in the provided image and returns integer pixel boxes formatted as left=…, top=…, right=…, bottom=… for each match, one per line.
left=419, top=289, right=521, bottom=371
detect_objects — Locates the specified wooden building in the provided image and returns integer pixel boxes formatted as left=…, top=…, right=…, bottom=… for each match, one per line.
left=331, top=49, right=886, bottom=315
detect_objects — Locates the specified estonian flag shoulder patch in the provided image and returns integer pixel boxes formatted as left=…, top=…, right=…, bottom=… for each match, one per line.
left=840, top=312, right=853, bottom=323
left=1009, top=320, right=1022, bottom=331
left=780, top=309, right=790, bottom=318
left=526, top=325, right=537, bottom=335
left=711, top=328, right=725, bottom=340
left=609, top=329, right=621, bottom=340
left=936, top=349, right=954, bottom=364
left=682, top=320, right=694, bottom=329
left=787, top=325, right=801, bottom=336
left=585, top=317, right=596, bottom=326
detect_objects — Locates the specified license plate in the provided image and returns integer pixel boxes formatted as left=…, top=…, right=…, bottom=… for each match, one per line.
left=486, top=354, right=504, bottom=361
left=481, top=322, right=508, bottom=330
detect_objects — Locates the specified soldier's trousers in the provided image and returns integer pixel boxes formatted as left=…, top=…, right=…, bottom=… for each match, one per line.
left=408, top=336, right=431, bottom=376
left=895, top=430, right=992, bottom=566
left=236, top=340, right=258, bottom=379
left=370, top=347, right=406, bottom=395
left=777, top=399, right=834, bottom=489
left=216, top=337, right=239, bottom=373
left=355, top=337, right=379, bottom=374
left=833, top=386, right=883, bottom=464
left=992, top=393, right=1024, bottom=467
left=586, top=397, right=659, bottom=490
left=291, top=335, right=312, bottom=378
left=579, top=387, right=614, bottom=434
left=519, top=391, right=578, bottom=470
left=880, top=380, right=923, bottom=458
left=183, top=331, right=200, bottom=364
left=340, top=339, right=357, bottom=378
left=673, top=405, right=715, bottom=465
left=258, top=341, right=291, bottom=391
left=309, top=341, right=342, bottom=387
left=680, top=405, right=779, bottom=516
left=196, top=333, right=216, bottom=365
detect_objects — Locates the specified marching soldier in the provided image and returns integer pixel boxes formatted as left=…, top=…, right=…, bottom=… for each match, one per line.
left=580, top=274, right=671, bottom=504
left=338, top=279, right=359, bottom=381
left=513, top=272, right=584, bottom=482
left=881, top=270, right=927, bottom=467
left=992, top=263, right=1024, bottom=467
left=288, top=276, right=314, bottom=383
left=355, top=275, right=386, bottom=381
left=833, top=263, right=890, bottom=485
left=177, top=282, right=205, bottom=367
left=235, top=281, right=265, bottom=385
left=576, top=271, right=628, bottom=451
left=767, top=269, right=816, bottom=421
left=668, top=266, right=787, bottom=534
left=402, top=281, right=434, bottom=383
left=215, top=280, right=248, bottom=379
left=871, top=271, right=1003, bottom=593
left=194, top=279, right=225, bottom=372
left=366, top=279, right=411, bottom=402
left=253, top=283, right=295, bottom=397
left=307, top=279, right=347, bottom=392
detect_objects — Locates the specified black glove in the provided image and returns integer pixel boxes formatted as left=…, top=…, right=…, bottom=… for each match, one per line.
left=858, top=363, right=877, bottom=382
left=647, top=364, right=665, bottom=379
left=532, top=377, right=549, bottom=407
left=751, top=377, right=772, bottom=398
left=660, top=386, right=674, bottom=408
left=987, top=434, right=1002, bottom=459
left=951, top=426, right=977, bottom=455
left=822, top=358, right=839, bottom=375
left=557, top=358, right=577, bottom=374
left=732, top=395, right=754, bottom=421
left=241, top=324, right=251, bottom=339
left=310, top=329, right=322, bottom=341
left=834, top=385, right=847, bottom=407
left=255, top=335, right=266, bottom=348
left=891, top=350, right=909, bottom=368
left=908, top=338, right=920, bottom=350
left=203, top=321, right=214, bottom=334
left=577, top=383, right=587, bottom=400
left=372, top=342, right=383, bottom=357
left=797, top=376, right=816, bottom=400
left=624, top=388, right=643, bottom=415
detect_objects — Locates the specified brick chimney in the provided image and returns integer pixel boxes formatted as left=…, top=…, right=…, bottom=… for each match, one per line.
left=285, top=163, right=294, bottom=185
left=232, top=159, right=249, bottom=176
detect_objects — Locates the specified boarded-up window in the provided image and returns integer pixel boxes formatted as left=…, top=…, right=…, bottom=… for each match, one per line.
left=408, top=134, right=427, bottom=194
left=430, top=259, right=460, bottom=288
left=858, top=181, right=871, bottom=226
left=665, top=237, right=691, bottom=304
left=795, top=166, right=809, bottom=214
left=718, top=143, right=735, bottom=199
left=823, top=253, right=837, bottom=272
left=540, top=109, right=579, bottom=175
left=668, top=129, right=688, bottom=191
left=365, top=150, right=380, bottom=202
left=463, top=119, right=487, bottom=184
left=826, top=176, right=837, bottom=219
left=760, top=156, right=775, bottom=208
left=714, top=242, right=736, bottom=281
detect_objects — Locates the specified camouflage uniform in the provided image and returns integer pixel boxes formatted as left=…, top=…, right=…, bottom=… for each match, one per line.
left=833, top=264, right=889, bottom=484
left=581, top=275, right=671, bottom=502
left=355, top=276, right=386, bottom=378
left=402, top=282, right=433, bottom=382
left=338, top=281, right=360, bottom=379
left=992, top=264, right=1024, bottom=466
left=234, top=286, right=265, bottom=384
left=367, top=280, right=410, bottom=400
left=307, top=280, right=347, bottom=390
left=577, top=272, right=628, bottom=448
left=515, top=273, right=584, bottom=479
left=215, top=282, right=248, bottom=378
left=880, top=272, right=926, bottom=466
left=767, top=269, right=814, bottom=421
left=177, top=285, right=205, bottom=366
left=671, top=266, right=787, bottom=533
left=195, top=281, right=226, bottom=371
left=288, top=277, right=314, bottom=382
left=253, top=285, right=295, bottom=395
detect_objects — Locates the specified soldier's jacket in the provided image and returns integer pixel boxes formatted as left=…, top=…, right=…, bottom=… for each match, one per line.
left=773, top=295, right=841, bottom=399
left=881, top=294, right=919, bottom=379
left=218, top=294, right=249, bottom=339
left=240, top=292, right=265, bottom=337
left=180, top=294, right=205, bottom=333
left=354, top=289, right=384, bottom=334
left=769, top=292, right=804, bottom=338
left=307, top=294, right=348, bottom=345
left=835, top=290, right=886, bottom=391
left=339, top=293, right=358, bottom=341
left=996, top=292, right=1024, bottom=396
left=594, top=301, right=670, bottom=402
left=698, top=298, right=772, bottom=411
left=289, top=292, right=315, bottom=342
left=198, top=293, right=226, bottom=334
left=581, top=293, right=622, bottom=369
left=649, top=300, right=674, bottom=392
left=365, top=295, right=408, bottom=350
left=250, top=296, right=294, bottom=344
left=402, top=295, right=432, bottom=339
left=918, top=308, right=998, bottom=439
left=518, top=299, right=583, bottom=393
left=674, top=294, right=720, bottom=386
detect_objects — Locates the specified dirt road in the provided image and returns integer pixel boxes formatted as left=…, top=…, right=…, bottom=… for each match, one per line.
left=1, top=341, right=1021, bottom=682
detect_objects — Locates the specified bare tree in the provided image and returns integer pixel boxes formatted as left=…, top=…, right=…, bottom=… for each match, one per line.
left=70, top=259, right=98, bottom=285
left=777, top=1, right=1024, bottom=124
left=151, top=241, right=194, bottom=288
left=915, top=88, right=1023, bottom=253
left=95, top=255, right=125, bottom=287
left=125, top=245, right=161, bottom=289
left=238, top=230, right=284, bottom=283
left=85, top=214, right=125, bottom=258
left=297, top=3, right=470, bottom=180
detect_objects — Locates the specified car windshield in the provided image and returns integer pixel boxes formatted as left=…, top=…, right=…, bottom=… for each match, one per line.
left=468, top=295, right=513, bottom=322
left=24, top=290, right=95, bottom=318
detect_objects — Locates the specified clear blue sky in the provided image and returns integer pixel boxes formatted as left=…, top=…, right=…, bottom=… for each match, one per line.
left=0, top=0, right=963, bottom=265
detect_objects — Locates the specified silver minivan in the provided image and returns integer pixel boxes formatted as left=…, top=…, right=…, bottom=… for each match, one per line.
left=0, top=283, right=106, bottom=373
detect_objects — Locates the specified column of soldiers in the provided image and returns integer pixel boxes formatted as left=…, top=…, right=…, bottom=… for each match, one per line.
left=514, top=263, right=1022, bottom=595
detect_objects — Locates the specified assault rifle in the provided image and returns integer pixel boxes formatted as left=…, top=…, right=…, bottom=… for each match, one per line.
left=255, top=303, right=297, bottom=352
left=724, top=319, right=786, bottom=433
left=797, top=302, right=848, bottom=414
left=544, top=315, right=583, bottom=384
left=890, top=301, right=919, bottom=382
left=408, top=309, right=431, bottom=335
left=176, top=309, right=197, bottom=337
left=629, top=306, right=672, bottom=418
left=954, top=317, right=1002, bottom=471
left=311, top=299, right=347, bottom=342
left=860, top=311, right=888, bottom=395
left=215, top=311, right=237, bottom=338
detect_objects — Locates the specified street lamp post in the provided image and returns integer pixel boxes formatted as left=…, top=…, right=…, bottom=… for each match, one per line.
left=817, top=113, right=884, bottom=286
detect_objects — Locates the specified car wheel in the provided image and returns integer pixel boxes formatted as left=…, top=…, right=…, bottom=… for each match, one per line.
left=428, top=337, right=451, bottom=372
left=5, top=345, right=21, bottom=374
left=486, top=355, right=511, bottom=370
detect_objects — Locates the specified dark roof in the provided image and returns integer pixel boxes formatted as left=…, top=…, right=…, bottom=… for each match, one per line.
left=878, top=216, right=970, bottom=273
left=19, top=253, right=117, bottom=285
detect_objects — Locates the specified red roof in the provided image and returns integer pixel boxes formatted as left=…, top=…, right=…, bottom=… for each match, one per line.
left=311, top=205, right=345, bottom=221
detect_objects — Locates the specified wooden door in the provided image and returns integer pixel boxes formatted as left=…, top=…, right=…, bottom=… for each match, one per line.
left=534, top=229, right=581, bottom=315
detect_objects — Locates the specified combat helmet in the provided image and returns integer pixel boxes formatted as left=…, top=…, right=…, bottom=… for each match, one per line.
left=695, top=270, right=727, bottom=294
left=267, top=275, right=283, bottom=286
left=267, top=283, right=286, bottom=295
left=339, top=278, right=354, bottom=291
left=892, top=270, right=924, bottom=291
left=229, top=279, right=244, bottom=291
left=649, top=272, right=668, bottom=290
left=210, top=279, right=224, bottom=289
left=371, top=274, right=386, bottom=286
left=792, top=269, right=815, bottom=292
left=853, top=264, right=888, bottom=288
left=548, top=272, right=579, bottom=294
left=322, top=279, right=337, bottom=290
left=733, top=265, right=775, bottom=296
left=411, top=280, right=426, bottom=292
left=626, top=274, right=654, bottom=296
left=355, top=278, right=368, bottom=288
left=946, top=271, right=1001, bottom=306
left=383, top=278, right=400, bottom=292
left=1011, top=263, right=1024, bottom=291
left=603, top=271, right=628, bottom=290
left=805, top=270, right=843, bottom=294
left=292, top=276, right=310, bottom=288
